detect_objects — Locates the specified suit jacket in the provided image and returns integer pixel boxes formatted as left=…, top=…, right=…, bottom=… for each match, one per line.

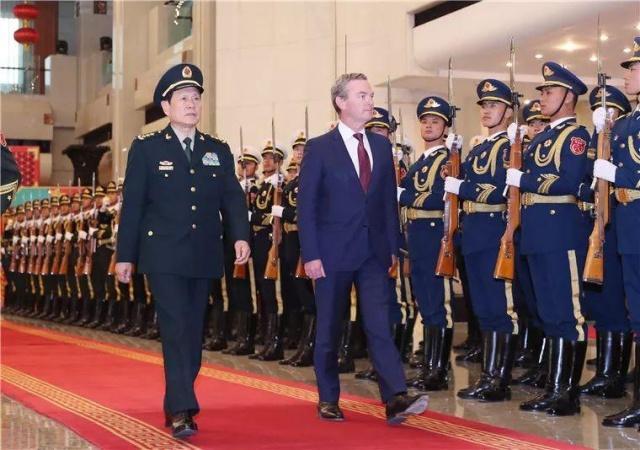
left=298, top=126, right=400, bottom=271
left=116, top=125, right=249, bottom=278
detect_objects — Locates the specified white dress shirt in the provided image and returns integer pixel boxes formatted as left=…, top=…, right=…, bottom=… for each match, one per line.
left=420, top=144, right=445, bottom=161
left=549, top=116, right=576, bottom=129
left=337, top=121, right=374, bottom=176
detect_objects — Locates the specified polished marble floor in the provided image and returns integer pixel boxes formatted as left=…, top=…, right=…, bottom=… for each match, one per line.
left=2, top=315, right=640, bottom=450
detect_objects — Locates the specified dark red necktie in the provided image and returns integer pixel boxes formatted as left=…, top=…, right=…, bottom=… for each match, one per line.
left=353, top=133, right=371, bottom=192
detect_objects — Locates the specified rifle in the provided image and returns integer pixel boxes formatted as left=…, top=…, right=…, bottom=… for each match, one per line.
left=435, top=58, right=460, bottom=278
left=27, top=220, right=37, bottom=274
left=107, top=203, right=120, bottom=276
left=18, top=224, right=28, bottom=274
left=264, top=118, right=282, bottom=280
left=397, top=108, right=411, bottom=276
left=50, top=218, right=63, bottom=274
left=584, top=17, right=610, bottom=284
left=233, top=126, right=249, bottom=279
left=33, top=218, right=44, bottom=275
left=58, top=216, right=73, bottom=276
left=494, top=38, right=522, bottom=281
left=83, top=173, right=97, bottom=275
left=295, top=106, right=309, bottom=279
left=387, top=76, right=401, bottom=279
left=75, top=206, right=86, bottom=276
left=9, top=222, right=21, bottom=272
left=40, top=220, right=52, bottom=275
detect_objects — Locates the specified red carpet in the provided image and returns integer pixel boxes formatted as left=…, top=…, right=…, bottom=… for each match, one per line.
left=0, top=319, right=588, bottom=450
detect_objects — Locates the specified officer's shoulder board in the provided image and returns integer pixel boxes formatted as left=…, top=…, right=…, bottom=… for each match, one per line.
left=137, top=130, right=162, bottom=141
left=201, top=132, right=227, bottom=145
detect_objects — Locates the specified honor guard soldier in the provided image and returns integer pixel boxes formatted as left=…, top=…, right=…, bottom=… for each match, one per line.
left=444, top=79, right=518, bottom=402
left=595, top=37, right=640, bottom=428
left=276, top=131, right=317, bottom=367
left=115, top=63, right=249, bottom=438
left=511, top=99, right=549, bottom=379
left=2, top=208, right=16, bottom=311
left=98, top=182, right=122, bottom=332
left=222, top=148, right=261, bottom=356
left=40, top=196, right=60, bottom=320
left=86, top=186, right=111, bottom=328
left=1, top=133, right=20, bottom=214
left=397, top=97, right=454, bottom=391
left=61, top=193, right=82, bottom=324
left=7, top=205, right=25, bottom=314
left=249, top=140, right=287, bottom=361
left=577, top=85, right=632, bottom=399
left=74, top=188, right=96, bottom=326
left=506, top=62, right=590, bottom=416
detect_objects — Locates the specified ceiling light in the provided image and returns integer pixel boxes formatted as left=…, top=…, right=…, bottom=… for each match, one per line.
left=524, top=99, right=531, bottom=105
left=624, top=47, right=632, bottom=54
left=534, top=53, right=543, bottom=59
left=600, top=34, right=609, bottom=42
left=589, top=54, right=597, bottom=62
left=557, top=41, right=582, bottom=52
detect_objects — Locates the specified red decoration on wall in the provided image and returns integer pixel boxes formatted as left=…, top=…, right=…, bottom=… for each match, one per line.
left=12, top=2, right=39, bottom=47
left=9, top=146, right=40, bottom=186
left=13, top=3, right=39, bottom=20
left=14, top=27, right=39, bottom=46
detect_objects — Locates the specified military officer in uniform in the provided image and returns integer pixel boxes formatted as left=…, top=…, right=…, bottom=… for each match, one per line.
left=444, top=79, right=518, bottom=402
left=397, top=96, right=454, bottom=391
left=115, top=63, right=250, bottom=438
left=577, top=85, right=632, bottom=399
left=506, top=62, right=590, bottom=416
left=594, top=37, right=640, bottom=428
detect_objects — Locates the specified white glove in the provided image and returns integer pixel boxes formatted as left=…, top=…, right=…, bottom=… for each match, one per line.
left=30, top=235, right=36, bottom=242
left=592, top=107, right=607, bottom=134
left=21, top=236, right=28, bottom=244
left=444, top=177, right=463, bottom=195
left=445, top=134, right=463, bottom=151
left=266, top=173, right=282, bottom=187
left=113, top=224, right=119, bottom=233
left=271, top=205, right=284, bottom=218
left=593, top=159, right=617, bottom=183
left=64, top=232, right=73, bottom=241
left=37, top=236, right=45, bottom=244
left=507, top=123, right=527, bottom=145
left=397, top=187, right=405, bottom=202
left=55, top=232, right=63, bottom=241
left=248, top=211, right=253, bottom=221
left=506, top=168, right=523, bottom=187
left=393, top=148, right=404, bottom=161
left=78, top=230, right=88, bottom=240
left=46, top=235, right=54, bottom=243
left=88, top=227, right=98, bottom=236
left=113, top=203, right=121, bottom=212
left=239, top=179, right=251, bottom=191
left=12, top=236, right=19, bottom=245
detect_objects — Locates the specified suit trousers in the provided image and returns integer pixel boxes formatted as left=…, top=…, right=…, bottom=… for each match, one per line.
left=314, top=253, right=406, bottom=403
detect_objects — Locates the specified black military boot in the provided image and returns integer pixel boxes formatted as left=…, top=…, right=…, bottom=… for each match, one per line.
left=124, top=303, right=146, bottom=337
left=44, top=297, right=60, bottom=320
left=98, top=299, right=116, bottom=331
left=87, top=299, right=106, bottom=328
left=337, top=319, right=355, bottom=373
left=143, top=309, right=160, bottom=340
left=520, top=337, right=586, bottom=416
left=417, top=326, right=453, bottom=391
left=459, top=332, right=516, bottom=402
left=602, top=344, right=640, bottom=428
left=399, top=315, right=417, bottom=363
left=114, top=300, right=133, bottom=333
left=63, top=298, right=81, bottom=324
left=258, top=314, right=284, bottom=361
left=407, top=327, right=429, bottom=387
left=512, top=336, right=549, bottom=387
left=284, top=310, right=303, bottom=350
left=35, top=294, right=52, bottom=319
left=515, top=323, right=541, bottom=369
left=203, top=306, right=227, bottom=351
left=409, top=340, right=425, bottom=369
left=224, top=312, right=256, bottom=356
left=281, top=314, right=315, bottom=366
left=53, top=297, right=70, bottom=322
left=580, top=331, right=632, bottom=398
left=74, top=297, right=93, bottom=326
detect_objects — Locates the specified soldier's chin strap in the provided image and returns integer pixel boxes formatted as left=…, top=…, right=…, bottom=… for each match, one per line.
left=487, top=104, right=512, bottom=130
left=549, top=88, right=571, bottom=119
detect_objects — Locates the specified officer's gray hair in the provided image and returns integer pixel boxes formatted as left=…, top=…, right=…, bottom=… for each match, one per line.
left=331, top=73, right=368, bottom=114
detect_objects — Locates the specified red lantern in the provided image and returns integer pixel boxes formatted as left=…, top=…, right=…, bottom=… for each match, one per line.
left=13, top=3, right=39, bottom=21
left=14, top=27, right=39, bottom=46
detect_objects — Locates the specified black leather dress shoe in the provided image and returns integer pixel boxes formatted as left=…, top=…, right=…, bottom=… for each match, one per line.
left=317, top=402, right=345, bottom=421
left=170, top=412, right=198, bottom=439
left=385, top=393, right=429, bottom=425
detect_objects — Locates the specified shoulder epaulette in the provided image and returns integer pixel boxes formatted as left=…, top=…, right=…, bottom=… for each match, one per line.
left=203, top=132, right=227, bottom=144
left=137, top=130, right=161, bottom=141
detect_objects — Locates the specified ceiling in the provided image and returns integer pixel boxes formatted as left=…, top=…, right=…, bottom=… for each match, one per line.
left=408, top=0, right=640, bottom=93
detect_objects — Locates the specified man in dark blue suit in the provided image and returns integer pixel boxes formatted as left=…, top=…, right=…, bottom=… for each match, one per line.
left=298, top=73, right=428, bottom=424
left=115, top=64, right=250, bottom=438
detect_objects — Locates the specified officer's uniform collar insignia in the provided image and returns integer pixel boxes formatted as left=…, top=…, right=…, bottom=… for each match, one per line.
left=199, top=133, right=205, bottom=141
left=165, top=133, right=172, bottom=140
left=482, top=81, right=497, bottom=92
left=202, top=152, right=220, bottom=166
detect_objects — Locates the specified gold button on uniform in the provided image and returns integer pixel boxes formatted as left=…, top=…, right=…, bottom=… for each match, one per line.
left=190, top=169, right=195, bottom=174
left=550, top=210, right=556, bottom=215
left=192, top=205, right=197, bottom=211
left=191, top=187, right=196, bottom=192
left=192, top=224, right=197, bottom=229
left=148, top=230, right=154, bottom=236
